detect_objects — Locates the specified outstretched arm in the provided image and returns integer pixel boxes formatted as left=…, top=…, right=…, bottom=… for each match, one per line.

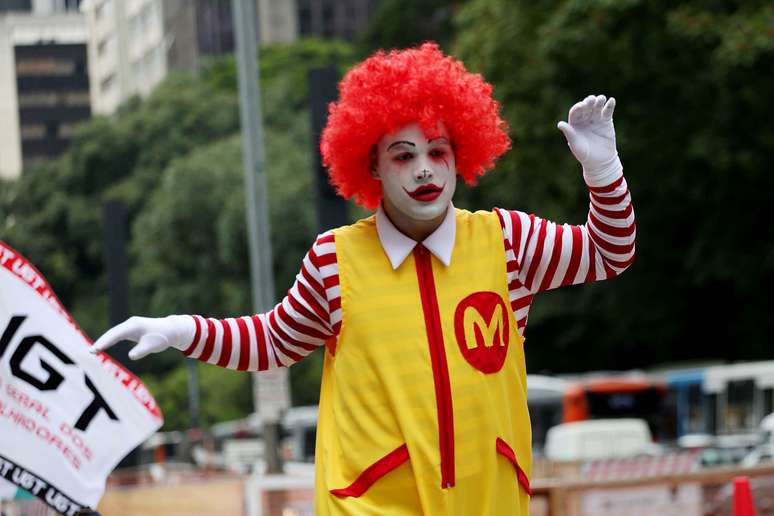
left=91, top=233, right=341, bottom=371
left=495, top=95, right=635, bottom=328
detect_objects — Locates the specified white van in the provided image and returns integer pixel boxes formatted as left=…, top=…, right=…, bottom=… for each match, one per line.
left=544, top=418, right=656, bottom=462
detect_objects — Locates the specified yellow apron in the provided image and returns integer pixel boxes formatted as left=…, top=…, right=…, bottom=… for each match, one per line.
left=315, top=209, right=531, bottom=515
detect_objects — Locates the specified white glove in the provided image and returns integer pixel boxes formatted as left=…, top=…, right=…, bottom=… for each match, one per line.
left=557, top=94, right=621, bottom=185
left=89, top=315, right=195, bottom=360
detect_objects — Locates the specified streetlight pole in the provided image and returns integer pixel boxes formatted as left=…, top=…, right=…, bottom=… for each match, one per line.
left=231, top=0, right=287, bottom=475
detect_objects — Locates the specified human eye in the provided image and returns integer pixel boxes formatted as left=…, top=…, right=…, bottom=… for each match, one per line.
left=394, top=152, right=414, bottom=162
left=429, top=148, right=446, bottom=159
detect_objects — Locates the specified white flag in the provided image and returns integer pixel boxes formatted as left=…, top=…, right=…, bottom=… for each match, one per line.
left=0, top=241, right=163, bottom=514
left=0, top=477, right=17, bottom=500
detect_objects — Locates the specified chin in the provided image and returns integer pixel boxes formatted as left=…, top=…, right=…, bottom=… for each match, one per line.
left=405, top=202, right=449, bottom=221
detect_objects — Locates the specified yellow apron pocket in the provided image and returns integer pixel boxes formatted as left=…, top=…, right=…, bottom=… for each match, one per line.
left=330, top=444, right=410, bottom=498
left=495, top=437, right=531, bottom=495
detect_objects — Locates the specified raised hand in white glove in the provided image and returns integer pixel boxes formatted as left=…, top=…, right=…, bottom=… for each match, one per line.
left=557, top=94, right=621, bottom=184
left=89, top=315, right=194, bottom=360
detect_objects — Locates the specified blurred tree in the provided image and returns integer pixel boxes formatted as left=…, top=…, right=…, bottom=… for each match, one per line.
left=357, top=0, right=458, bottom=55
left=204, top=37, right=354, bottom=115
left=452, top=0, right=774, bottom=371
left=143, top=362, right=253, bottom=431
left=0, top=75, right=239, bottom=336
left=0, top=38, right=357, bottom=427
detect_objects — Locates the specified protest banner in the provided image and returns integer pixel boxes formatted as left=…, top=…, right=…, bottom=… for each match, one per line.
left=0, top=241, right=163, bottom=514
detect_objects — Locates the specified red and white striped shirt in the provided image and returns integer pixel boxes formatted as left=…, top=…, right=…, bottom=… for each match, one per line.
left=181, top=169, right=635, bottom=371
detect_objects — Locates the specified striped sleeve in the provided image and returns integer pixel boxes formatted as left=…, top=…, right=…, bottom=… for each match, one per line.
left=180, top=231, right=341, bottom=371
left=494, top=169, right=635, bottom=334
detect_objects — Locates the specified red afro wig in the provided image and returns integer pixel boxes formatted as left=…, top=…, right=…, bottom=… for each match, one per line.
left=320, top=42, right=511, bottom=210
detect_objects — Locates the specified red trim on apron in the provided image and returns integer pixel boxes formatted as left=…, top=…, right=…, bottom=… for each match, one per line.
left=414, top=245, right=455, bottom=488
left=496, top=437, right=531, bottom=495
left=330, top=444, right=410, bottom=498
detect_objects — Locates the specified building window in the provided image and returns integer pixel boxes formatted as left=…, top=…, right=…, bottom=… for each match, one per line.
left=131, top=57, right=143, bottom=85
left=143, top=1, right=157, bottom=32
left=20, top=124, right=46, bottom=139
left=129, top=13, right=142, bottom=42
left=59, top=123, right=79, bottom=138
left=16, top=58, right=75, bottom=76
left=100, top=72, right=115, bottom=93
left=17, top=91, right=90, bottom=108
left=63, top=91, right=90, bottom=106
left=0, top=0, right=32, bottom=12
left=95, top=0, right=112, bottom=20
left=131, top=1, right=155, bottom=41
left=97, top=35, right=114, bottom=56
left=149, top=44, right=163, bottom=81
left=322, top=3, right=333, bottom=22
left=18, top=92, right=58, bottom=107
left=298, top=5, right=311, bottom=35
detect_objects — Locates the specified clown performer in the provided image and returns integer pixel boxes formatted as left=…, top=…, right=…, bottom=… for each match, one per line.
left=92, top=43, right=635, bottom=515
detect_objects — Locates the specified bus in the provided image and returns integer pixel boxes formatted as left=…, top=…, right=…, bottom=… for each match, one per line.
left=665, top=368, right=707, bottom=438
left=527, top=375, right=568, bottom=451
left=663, top=361, right=774, bottom=440
left=562, top=375, right=668, bottom=439
left=703, top=361, right=774, bottom=435
left=528, top=373, right=669, bottom=449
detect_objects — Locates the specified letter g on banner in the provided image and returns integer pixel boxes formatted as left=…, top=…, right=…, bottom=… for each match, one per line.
left=454, top=292, right=510, bottom=373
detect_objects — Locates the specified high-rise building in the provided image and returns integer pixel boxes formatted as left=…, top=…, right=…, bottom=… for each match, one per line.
left=1, top=0, right=82, bottom=14
left=296, top=0, right=379, bottom=41
left=82, top=0, right=164, bottom=114
left=0, top=0, right=88, bottom=180
left=257, top=0, right=297, bottom=45
left=82, top=0, right=298, bottom=115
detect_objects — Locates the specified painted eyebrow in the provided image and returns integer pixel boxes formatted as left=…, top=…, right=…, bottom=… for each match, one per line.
left=387, top=141, right=416, bottom=151
left=428, top=137, right=450, bottom=145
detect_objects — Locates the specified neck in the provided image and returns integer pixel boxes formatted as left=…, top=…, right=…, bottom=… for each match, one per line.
left=381, top=200, right=448, bottom=242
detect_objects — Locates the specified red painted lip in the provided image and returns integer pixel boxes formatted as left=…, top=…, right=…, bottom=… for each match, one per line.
left=405, top=183, right=445, bottom=202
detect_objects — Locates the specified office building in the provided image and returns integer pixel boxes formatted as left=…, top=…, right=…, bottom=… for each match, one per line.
left=0, top=0, right=88, bottom=179
left=296, top=0, right=379, bottom=41
left=83, top=0, right=298, bottom=115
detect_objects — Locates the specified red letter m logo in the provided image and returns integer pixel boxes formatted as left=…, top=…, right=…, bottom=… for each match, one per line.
left=454, top=291, right=510, bottom=374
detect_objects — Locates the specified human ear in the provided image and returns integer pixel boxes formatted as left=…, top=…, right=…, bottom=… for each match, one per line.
left=369, top=147, right=381, bottom=180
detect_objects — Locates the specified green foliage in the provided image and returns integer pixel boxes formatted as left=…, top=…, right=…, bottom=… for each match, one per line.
left=131, top=110, right=317, bottom=316
left=5, top=1, right=770, bottom=430
left=1, top=38, right=357, bottom=429
left=357, top=0, right=458, bottom=55
left=1, top=75, right=240, bottom=336
left=203, top=38, right=355, bottom=127
left=452, top=0, right=774, bottom=371
left=144, top=361, right=253, bottom=431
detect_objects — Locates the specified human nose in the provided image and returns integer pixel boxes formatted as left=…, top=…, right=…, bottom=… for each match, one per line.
left=414, top=167, right=432, bottom=182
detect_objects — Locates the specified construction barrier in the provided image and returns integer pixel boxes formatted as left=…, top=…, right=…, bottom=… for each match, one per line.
left=530, top=464, right=774, bottom=516
left=5, top=462, right=774, bottom=515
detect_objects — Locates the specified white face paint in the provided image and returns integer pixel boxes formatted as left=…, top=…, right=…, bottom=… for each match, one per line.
left=374, top=122, right=456, bottom=222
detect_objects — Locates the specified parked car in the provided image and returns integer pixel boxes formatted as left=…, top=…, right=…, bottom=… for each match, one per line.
left=544, top=418, right=659, bottom=462
left=740, top=412, right=774, bottom=467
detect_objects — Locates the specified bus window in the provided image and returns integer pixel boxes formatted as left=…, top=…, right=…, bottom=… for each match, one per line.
left=530, top=400, right=563, bottom=452
left=561, top=379, right=668, bottom=439
left=687, top=383, right=705, bottom=434
left=725, top=379, right=756, bottom=432
left=706, top=393, right=717, bottom=435
left=764, top=388, right=773, bottom=418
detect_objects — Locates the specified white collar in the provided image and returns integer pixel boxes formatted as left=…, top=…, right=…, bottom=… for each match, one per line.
left=375, top=203, right=456, bottom=270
